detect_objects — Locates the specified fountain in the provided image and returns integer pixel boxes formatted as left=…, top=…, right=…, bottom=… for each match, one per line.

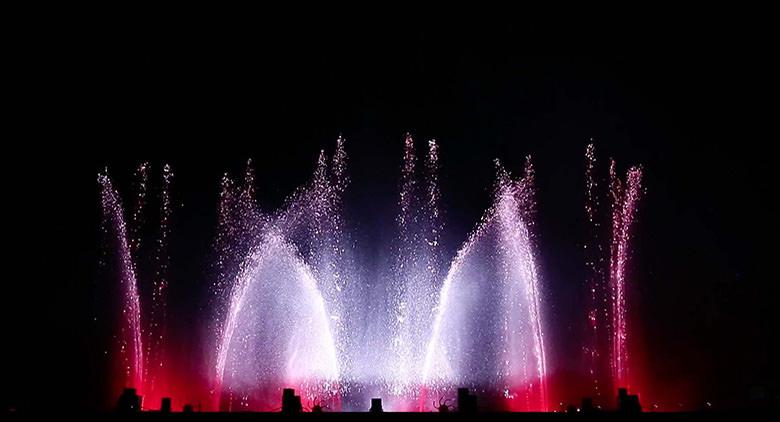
left=98, top=136, right=643, bottom=412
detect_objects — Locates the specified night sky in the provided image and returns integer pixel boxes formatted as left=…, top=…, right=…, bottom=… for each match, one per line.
left=4, top=17, right=777, bottom=412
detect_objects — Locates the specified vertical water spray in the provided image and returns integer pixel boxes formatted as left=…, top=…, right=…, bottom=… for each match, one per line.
left=388, top=134, right=443, bottom=394
left=331, top=136, right=349, bottom=294
left=329, top=137, right=352, bottom=380
left=390, top=133, right=418, bottom=388
left=518, top=156, right=547, bottom=410
left=99, top=171, right=145, bottom=393
left=239, top=159, right=264, bottom=238
left=608, top=161, right=643, bottom=389
left=583, top=143, right=609, bottom=400
left=145, top=164, right=173, bottom=398
left=129, top=163, right=149, bottom=258
left=424, top=139, right=444, bottom=295
left=309, top=150, right=333, bottom=283
left=100, top=164, right=178, bottom=408
left=211, top=160, right=265, bottom=331
left=582, top=144, right=643, bottom=397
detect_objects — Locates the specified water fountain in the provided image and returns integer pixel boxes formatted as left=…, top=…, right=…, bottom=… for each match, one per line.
left=98, top=136, right=643, bottom=412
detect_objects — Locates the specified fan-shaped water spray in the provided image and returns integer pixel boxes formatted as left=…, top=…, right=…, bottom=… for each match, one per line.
left=421, top=158, right=547, bottom=411
left=214, top=233, right=340, bottom=410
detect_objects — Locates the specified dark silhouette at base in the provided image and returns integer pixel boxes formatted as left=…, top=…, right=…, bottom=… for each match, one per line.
left=457, top=388, right=477, bottom=413
left=160, top=397, right=171, bottom=413
left=369, top=398, right=383, bottom=412
left=282, top=388, right=303, bottom=413
left=109, top=386, right=657, bottom=414
left=581, top=397, right=595, bottom=414
left=617, top=388, right=641, bottom=413
left=116, top=388, right=142, bottom=413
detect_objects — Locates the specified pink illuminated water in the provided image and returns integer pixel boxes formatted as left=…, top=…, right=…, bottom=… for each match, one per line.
left=583, top=143, right=644, bottom=404
left=99, top=170, right=145, bottom=395
left=99, top=138, right=644, bottom=412
left=99, top=164, right=174, bottom=408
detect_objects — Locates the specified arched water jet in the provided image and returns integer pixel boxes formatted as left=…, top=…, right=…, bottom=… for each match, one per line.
left=214, top=232, right=340, bottom=410
left=211, top=140, right=349, bottom=410
left=422, top=159, right=548, bottom=411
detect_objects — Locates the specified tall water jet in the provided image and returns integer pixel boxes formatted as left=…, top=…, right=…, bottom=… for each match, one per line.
left=99, top=164, right=176, bottom=408
left=388, top=135, right=443, bottom=396
left=582, top=143, right=643, bottom=402
left=422, top=158, right=548, bottom=411
left=583, top=144, right=610, bottom=401
left=326, top=136, right=358, bottom=382
left=424, top=139, right=444, bottom=299
left=608, top=159, right=643, bottom=390
left=99, top=170, right=145, bottom=394
left=129, top=163, right=149, bottom=258
left=330, top=137, right=349, bottom=290
left=143, top=164, right=174, bottom=403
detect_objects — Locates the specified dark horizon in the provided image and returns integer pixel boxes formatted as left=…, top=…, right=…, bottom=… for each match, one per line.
left=4, top=16, right=777, bottom=413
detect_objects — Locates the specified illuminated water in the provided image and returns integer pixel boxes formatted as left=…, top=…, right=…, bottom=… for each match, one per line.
left=98, top=137, right=642, bottom=411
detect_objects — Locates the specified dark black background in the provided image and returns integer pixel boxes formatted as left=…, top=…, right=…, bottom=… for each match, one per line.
left=4, top=13, right=777, bottom=412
